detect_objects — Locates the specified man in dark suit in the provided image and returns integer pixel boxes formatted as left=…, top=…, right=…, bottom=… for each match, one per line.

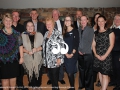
left=47, top=9, right=65, bottom=85
left=12, top=11, right=27, bottom=90
left=74, top=10, right=83, bottom=29
left=24, top=9, right=47, bottom=36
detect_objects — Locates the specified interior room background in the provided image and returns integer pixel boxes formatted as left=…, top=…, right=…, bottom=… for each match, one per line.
left=0, top=0, right=120, bottom=28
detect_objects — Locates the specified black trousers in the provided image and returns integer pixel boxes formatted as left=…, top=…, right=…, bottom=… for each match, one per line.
left=110, top=51, right=120, bottom=86
left=78, top=54, right=94, bottom=90
left=17, top=64, right=24, bottom=88
left=48, top=67, right=60, bottom=90
left=47, top=64, right=64, bottom=80
left=27, top=66, right=43, bottom=87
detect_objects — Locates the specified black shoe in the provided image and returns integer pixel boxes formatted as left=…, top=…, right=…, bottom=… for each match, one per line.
left=96, top=81, right=101, bottom=87
left=47, top=80, right=51, bottom=85
left=59, top=80, right=65, bottom=84
left=67, top=87, right=75, bottom=90
left=78, top=87, right=84, bottom=90
left=108, top=82, right=116, bottom=86
left=113, top=86, right=120, bottom=90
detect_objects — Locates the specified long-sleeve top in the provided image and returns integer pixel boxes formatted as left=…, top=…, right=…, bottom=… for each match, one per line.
left=78, top=26, right=94, bottom=54
left=42, top=29, right=64, bottom=68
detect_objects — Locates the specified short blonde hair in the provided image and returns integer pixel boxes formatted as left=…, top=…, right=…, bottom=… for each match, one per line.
left=45, top=17, right=55, bottom=25
left=2, top=13, right=13, bottom=22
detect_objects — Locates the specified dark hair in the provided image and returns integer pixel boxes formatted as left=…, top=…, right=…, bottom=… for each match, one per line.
left=25, top=20, right=34, bottom=30
left=96, top=15, right=107, bottom=33
left=91, top=13, right=101, bottom=27
left=30, top=8, right=38, bottom=13
left=63, top=15, right=74, bottom=36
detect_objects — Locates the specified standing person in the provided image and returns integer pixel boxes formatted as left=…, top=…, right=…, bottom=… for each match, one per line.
left=108, top=14, right=120, bottom=90
left=91, top=13, right=101, bottom=31
left=22, top=21, right=43, bottom=90
left=47, top=9, right=65, bottom=85
left=78, top=15, right=94, bottom=90
left=74, top=10, right=83, bottom=29
left=0, top=13, right=23, bottom=90
left=91, top=13, right=101, bottom=87
left=92, top=15, right=115, bottom=90
left=42, top=17, right=64, bottom=90
left=63, top=15, right=79, bottom=90
left=24, top=9, right=47, bottom=36
left=12, top=11, right=26, bottom=90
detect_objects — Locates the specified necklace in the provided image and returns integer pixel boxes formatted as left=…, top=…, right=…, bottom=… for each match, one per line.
left=3, top=28, right=13, bottom=35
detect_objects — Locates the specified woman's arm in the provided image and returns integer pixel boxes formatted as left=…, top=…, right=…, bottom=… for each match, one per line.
left=100, top=32, right=115, bottom=60
left=19, top=46, right=24, bottom=64
left=92, top=35, right=101, bottom=60
left=32, top=46, right=42, bottom=53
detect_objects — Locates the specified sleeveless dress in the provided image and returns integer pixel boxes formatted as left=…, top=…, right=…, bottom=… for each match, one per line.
left=0, top=29, right=22, bottom=79
left=93, top=29, right=113, bottom=75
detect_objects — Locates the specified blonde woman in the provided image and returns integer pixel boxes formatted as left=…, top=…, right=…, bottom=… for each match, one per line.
left=0, top=13, right=23, bottom=90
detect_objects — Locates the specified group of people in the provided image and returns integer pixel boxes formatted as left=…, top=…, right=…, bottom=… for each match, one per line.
left=0, top=8, right=120, bottom=90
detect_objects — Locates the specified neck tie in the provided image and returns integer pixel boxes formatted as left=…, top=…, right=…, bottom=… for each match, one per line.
left=54, top=22, right=58, bottom=30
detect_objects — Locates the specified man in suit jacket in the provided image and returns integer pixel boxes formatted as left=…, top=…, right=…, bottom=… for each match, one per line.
left=74, top=10, right=83, bottom=29
left=47, top=9, right=65, bottom=85
left=24, top=9, right=47, bottom=36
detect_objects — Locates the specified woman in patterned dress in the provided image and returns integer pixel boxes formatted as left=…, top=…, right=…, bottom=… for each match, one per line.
left=92, top=15, right=115, bottom=90
left=42, top=17, right=64, bottom=90
left=0, top=13, right=23, bottom=90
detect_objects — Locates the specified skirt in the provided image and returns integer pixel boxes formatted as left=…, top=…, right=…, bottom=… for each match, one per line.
left=0, top=60, right=19, bottom=79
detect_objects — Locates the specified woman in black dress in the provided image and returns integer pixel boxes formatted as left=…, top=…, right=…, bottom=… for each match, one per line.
left=92, top=15, right=115, bottom=90
left=63, top=15, right=79, bottom=90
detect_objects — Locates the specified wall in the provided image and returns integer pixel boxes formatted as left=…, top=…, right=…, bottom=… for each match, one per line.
left=0, top=7, right=120, bottom=28
left=0, top=0, right=120, bottom=9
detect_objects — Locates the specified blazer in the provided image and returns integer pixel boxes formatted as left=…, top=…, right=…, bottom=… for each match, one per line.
left=74, top=21, right=79, bottom=29
left=78, top=26, right=94, bottom=54
left=21, top=32, right=43, bottom=79
left=42, top=29, right=64, bottom=68
left=24, top=19, right=47, bottom=36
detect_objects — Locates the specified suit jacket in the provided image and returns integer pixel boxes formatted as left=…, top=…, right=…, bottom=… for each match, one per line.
left=74, top=21, right=79, bottom=29
left=24, top=19, right=47, bottom=36
left=42, top=29, right=64, bottom=68
left=55, top=19, right=64, bottom=32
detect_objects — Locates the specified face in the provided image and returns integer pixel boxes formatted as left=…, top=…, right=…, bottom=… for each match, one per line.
left=80, top=16, right=88, bottom=27
left=46, top=20, right=54, bottom=31
left=64, top=17, right=72, bottom=27
left=26, top=22, right=35, bottom=32
left=3, top=17, right=12, bottom=28
left=114, top=15, right=120, bottom=27
left=52, top=10, right=59, bottom=21
left=97, top=17, right=106, bottom=28
left=12, top=12, right=20, bottom=22
left=95, top=14, right=100, bottom=24
left=30, top=11, right=38, bottom=20
left=76, top=11, right=82, bottom=19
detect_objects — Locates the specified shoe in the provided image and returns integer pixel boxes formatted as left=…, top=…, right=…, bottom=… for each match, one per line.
left=59, top=80, right=65, bottom=84
left=67, top=87, right=75, bottom=90
left=78, top=87, right=84, bottom=90
left=47, top=80, right=51, bottom=85
left=113, top=86, right=120, bottom=90
left=96, top=81, right=101, bottom=87
left=108, top=82, right=116, bottom=86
